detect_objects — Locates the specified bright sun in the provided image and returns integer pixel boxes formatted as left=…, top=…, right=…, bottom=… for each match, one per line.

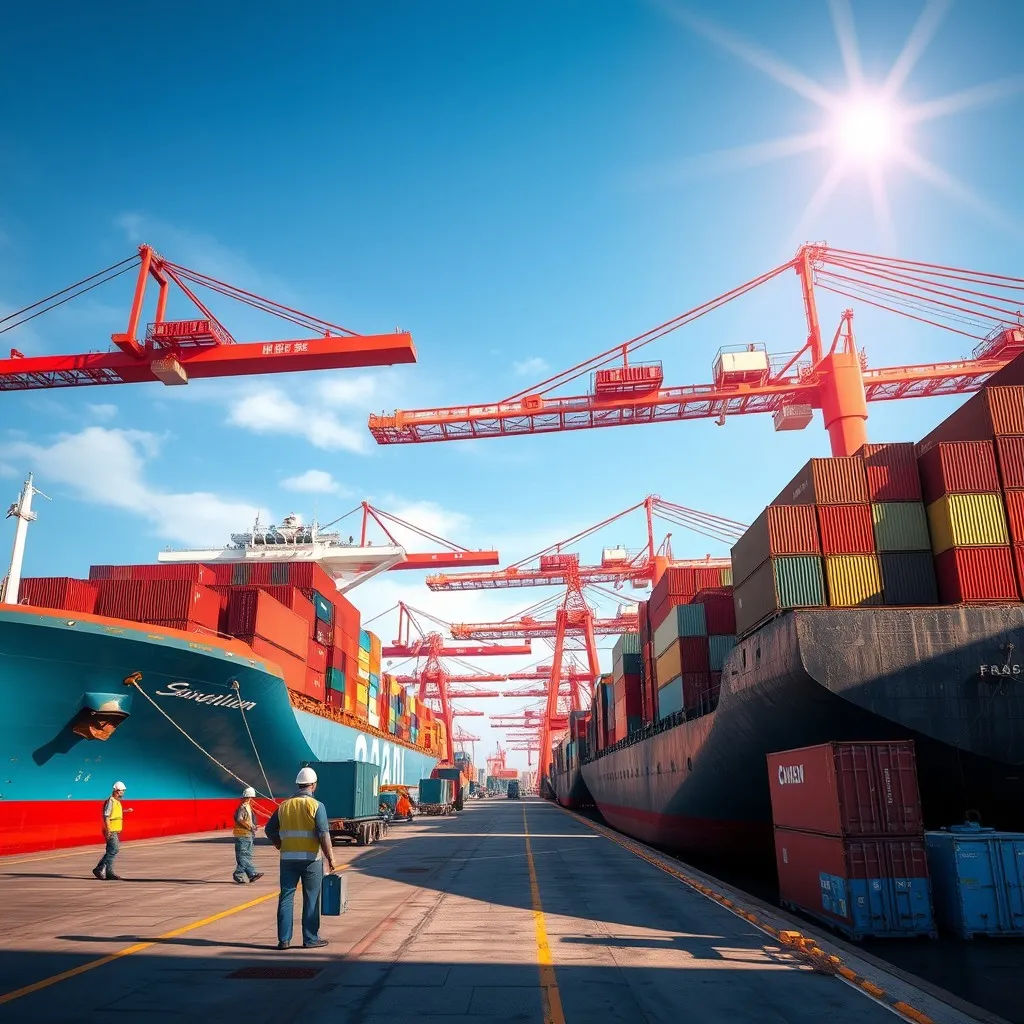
left=834, top=95, right=899, bottom=164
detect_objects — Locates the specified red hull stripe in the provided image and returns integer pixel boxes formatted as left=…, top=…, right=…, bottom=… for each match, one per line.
left=0, top=799, right=265, bottom=856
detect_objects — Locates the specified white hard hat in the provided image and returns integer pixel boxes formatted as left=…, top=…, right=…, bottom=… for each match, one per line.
left=295, top=766, right=318, bottom=786
left=242, top=786, right=256, bottom=798
left=113, top=781, right=126, bottom=792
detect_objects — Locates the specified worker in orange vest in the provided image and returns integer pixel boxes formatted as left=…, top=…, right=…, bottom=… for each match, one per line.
left=93, top=781, right=126, bottom=880
left=232, top=786, right=265, bottom=884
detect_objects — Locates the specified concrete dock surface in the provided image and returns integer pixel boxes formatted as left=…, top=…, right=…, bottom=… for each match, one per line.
left=0, top=798, right=998, bottom=1024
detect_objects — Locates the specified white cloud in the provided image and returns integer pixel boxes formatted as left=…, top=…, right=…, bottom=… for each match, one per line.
left=228, top=387, right=368, bottom=453
left=87, top=403, right=118, bottom=421
left=513, top=356, right=549, bottom=377
left=1, top=426, right=265, bottom=547
left=281, top=469, right=345, bottom=495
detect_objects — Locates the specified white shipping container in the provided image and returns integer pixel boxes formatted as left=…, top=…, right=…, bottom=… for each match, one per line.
left=653, top=612, right=681, bottom=658
left=713, top=349, right=769, bottom=386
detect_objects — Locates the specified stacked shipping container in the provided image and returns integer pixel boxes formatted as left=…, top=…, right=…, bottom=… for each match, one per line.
left=767, top=741, right=937, bottom=940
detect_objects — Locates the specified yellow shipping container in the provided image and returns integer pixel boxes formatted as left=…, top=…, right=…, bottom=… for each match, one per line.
left=356, top=682, right=369, bottom=704
left=927, top=493, right=1008, bottom=554
left=824, top=555, right=884, bottom=607
left=357, top=649, right=371, bottom=671
left=655, top=641, right=681, bottom=686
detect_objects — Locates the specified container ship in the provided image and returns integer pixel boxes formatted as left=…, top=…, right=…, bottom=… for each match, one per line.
left=0, top=513, right=444, bottom=856
left=555, top=363, right=1024, bottom=867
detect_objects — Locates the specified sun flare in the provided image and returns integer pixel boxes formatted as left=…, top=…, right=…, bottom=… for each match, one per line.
left=834, top=95, right=900, bottom=165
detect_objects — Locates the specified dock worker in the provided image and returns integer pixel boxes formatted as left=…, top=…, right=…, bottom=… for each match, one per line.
left=93, top=781, right=126, bottom=880
left=232, top=786, right=265, bottom=885
left=264, top=766, right=336, bottom=950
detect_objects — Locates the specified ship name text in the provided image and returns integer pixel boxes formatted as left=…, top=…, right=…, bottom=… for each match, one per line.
left=979, top=663, right=1022, bottom=676
left=154, top=680, right=257, bottom=711
left=777, top=764, right=805, bottom=786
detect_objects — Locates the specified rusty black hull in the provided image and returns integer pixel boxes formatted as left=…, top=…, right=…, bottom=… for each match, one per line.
left=576, top=606, right=1024, bottom=867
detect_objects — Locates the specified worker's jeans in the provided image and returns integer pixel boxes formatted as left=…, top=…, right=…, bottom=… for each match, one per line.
left=277, top=858, right=323, bottom=945
left=96, top=833, right=119, bottom=876
left=233, top=836, right=257, bottom=882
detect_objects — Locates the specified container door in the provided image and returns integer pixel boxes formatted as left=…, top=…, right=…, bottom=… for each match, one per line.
left=997, top=839, right=1024, bottom=931
left=956, top=840, right=1002, bottom=934
left=891, top=878, right=932, bottom=933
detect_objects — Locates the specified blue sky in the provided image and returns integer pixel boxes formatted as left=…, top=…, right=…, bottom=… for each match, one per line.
left=2, top=1, right=1022, bottom=766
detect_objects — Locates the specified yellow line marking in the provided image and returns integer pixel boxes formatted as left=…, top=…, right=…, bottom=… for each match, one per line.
left=522, top=803, right=566, bottom=1024
left=0, top=889, right=278, bottom=1006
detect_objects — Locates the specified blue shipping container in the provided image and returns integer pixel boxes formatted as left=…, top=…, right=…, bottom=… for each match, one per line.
left=306, top=759, right=380, bottom=820
left=926, top=824, right=1024, bottom=938
left=359, top=629, right=371, bottom=650
left=708, top=635, right=735, bottom=671
left=816, top=873, right=936, bottom=940
left=369, top=672, right=379, bottom=687
left=309, top=590, right=333, bottom=624
left=657, top=676, right=683, bottom=719
left=326, top=667, right=345, bottom=692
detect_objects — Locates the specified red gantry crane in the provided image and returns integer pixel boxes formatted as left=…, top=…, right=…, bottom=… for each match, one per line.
left=1, top=244, right=416, bottom=390
left=370, top=602, right=530, bottom=762
left=436, top=500, right=747, bottom=784
left=368, top=245, right=1024, bottom=458
left=326, top=501, right=500, bottom=571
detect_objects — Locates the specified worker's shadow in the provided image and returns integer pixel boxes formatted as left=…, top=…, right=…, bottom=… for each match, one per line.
left=59, top=934, right=267, bottom=951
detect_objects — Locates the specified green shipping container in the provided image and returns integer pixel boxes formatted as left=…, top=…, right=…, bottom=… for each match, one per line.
left=871, top=502, right=931, bottom=552
left=612, top=632, right=642, bottom=660
left=310, top=590, right=334, bottom=623
left=708, top=635, right=735, bottom=671
left=305, top=759, right=380, bottom=820
left=326, top=667, right=345, bottom=692
left=720, top=566, right=733, bottom=586
left=734, top=555, right=825, bottom=636
left=674, top=603, right=708, bottom=638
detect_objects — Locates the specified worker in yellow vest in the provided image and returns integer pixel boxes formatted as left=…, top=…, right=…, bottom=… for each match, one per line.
left=93, top=781, right=126, bottom=880
left=264, top=766, right=336, bottom=949
left=232, top=786, right=265, bottom=884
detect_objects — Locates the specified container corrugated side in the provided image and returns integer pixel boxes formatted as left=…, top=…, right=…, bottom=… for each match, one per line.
left=917, top=382, right=1024, bottom=452
left=935, top=546, right=1019, bottom=603
left=767, top=741, right=922, bottom=838
left=824, top=555, right=883, bottom=607
left=925, top=826, right=1024, bottom=938
left=708, top=634, right=735, bottom=671
left=927, top=493, right=1008, bottom=553
left=656, top=675, right=683, bottom=719
left=730, top=505, right=819, bottom=587
left=774, top=457, right=869, bottom=506
left=879, top=552, right=938, bottom=605
left=871, top=502, right=931, bottom=552
left=857, top=442, right=922, bottom=501
left=612, top=632, right=642, bottom=660
left=918, top=441, right=1001, bottom=504
left=19, top=577, right=98, bottom=614
left=695, top=590, right=736, bottom=634
left=986, top=386, right=1024, bottom=435
left=733, top=555, right=825, bottom=636
left=655, top=641, right=682, bottom=686
left=817, top=504, right=876, bottom=555
left=996, top=435, right=1024, bottom=490
left=674, top=603, right=707, bottom=638
left=679, top=636, right=710, bottom=674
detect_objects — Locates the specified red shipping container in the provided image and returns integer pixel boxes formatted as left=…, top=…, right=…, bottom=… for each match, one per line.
left=678, top=636, right=710, bottom=674
left=88, top=565, right=134, bottom=582
left=281, top=561, right=337, bottom=594
left=917, top=441, right=1000, bottom=504
left=260, top=586, right=316, bottom=629
left=1005, top=490, right=1024, bottom=544
left=856, top=443, right=922, bottom=502
left=730, top=505, right=820, bottom=587
left=304, top=667, right=325, bottom=702
left=918, top=385, right=1024, bottom=451
left=995, top=435, right=1024, bottom=490
left=680, top=672, right=708, bottom=711
left=313, top=619, right=335, bottom=647
left=935, top=546, right=1019, bottom=603
left=774, top=829, right=932, bottom=932
left=693, top=588, right=737, bottom=634
left=244, top=635, right=307, bottom=693
left=703, top=672, right=722, bottom=708
left=143, top=581, right=221, bottom=630
left=767, top=741, right=922, bottom=838
left=774, top=457, right=868, bottom=506
left=131, top=563, right=215, bottom=585
left=326, top=690, right=344, bottom=710
left=816, top=504, right=876, bottom=555
left=227, top=590, right=310, bottom=659
left=614, top=673, right=643, bottom=720
left=95, top=580, right=149, bottom=620
left=202, top=563, right=236, bottom=585
left=328, top=646, right=346, bottom=671
left=306, top=639, right=328, bottom=674
left=18, top=577, right=98, bottom=614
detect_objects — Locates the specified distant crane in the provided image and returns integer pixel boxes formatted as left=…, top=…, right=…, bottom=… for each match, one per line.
left=2, top=244, right=415, bottom=390
left=369, top=245, right=1024, bottom=458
